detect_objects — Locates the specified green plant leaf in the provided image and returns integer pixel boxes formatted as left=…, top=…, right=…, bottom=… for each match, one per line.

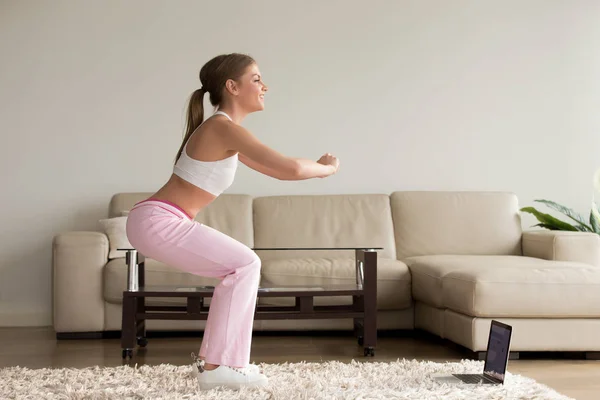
left=534, top=223, right=562, bottom=230
left=533, top=199, right=592, bottom=231
left=591, top=202, right=600, bottom=234
left=589, top=211, right=600, bottom=234
left=520, top=206, right=579, bottom=231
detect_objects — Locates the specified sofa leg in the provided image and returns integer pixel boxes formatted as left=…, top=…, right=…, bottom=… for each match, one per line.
left=585, top=352, right=600, bottom=360
left=56, top=332, right=105, bottom=340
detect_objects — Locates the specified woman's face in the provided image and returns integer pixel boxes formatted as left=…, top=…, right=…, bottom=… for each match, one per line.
left=233, top=63, right=268, bottom=112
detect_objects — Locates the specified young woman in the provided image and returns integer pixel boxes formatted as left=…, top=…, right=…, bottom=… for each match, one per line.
left=126, top=53, right=339, bottom=390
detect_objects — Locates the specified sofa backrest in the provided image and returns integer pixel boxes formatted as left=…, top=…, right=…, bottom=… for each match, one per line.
left=253, top=194, right=396, bottom=260
left=390, top=191, right=522, bottom=259
left=109, top=193, right=254, bottom=247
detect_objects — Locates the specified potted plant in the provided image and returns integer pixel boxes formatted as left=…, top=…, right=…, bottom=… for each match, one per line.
left=520, top=168, right=600, bottom=234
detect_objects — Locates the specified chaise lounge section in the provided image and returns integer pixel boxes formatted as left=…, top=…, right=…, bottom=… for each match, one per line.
left=390, top=191, right=600, bottom=357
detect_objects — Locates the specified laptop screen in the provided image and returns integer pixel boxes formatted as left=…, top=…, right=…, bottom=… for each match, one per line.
left=483, top=321, right=512, bottom=383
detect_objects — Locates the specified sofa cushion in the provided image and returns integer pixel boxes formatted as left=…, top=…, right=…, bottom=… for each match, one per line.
left=108, top=193, right=254, bottom=247
left=390, top=191, right=522, bottom=258
left=444, top=264, right=600, bottom=317
left=406, top=254, right=600, bottom=317
left=98, top=216, right=131, bottom=259
left=259, top=257, right=411, bottom=310
left=406, top=254, right=583, bottom=307
left=253, top=194, right=397, bottom=261
left=104, top=258, right=220, bottom=305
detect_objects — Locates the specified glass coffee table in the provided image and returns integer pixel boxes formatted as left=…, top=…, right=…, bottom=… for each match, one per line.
left=118, top=247, right=381, bottom=360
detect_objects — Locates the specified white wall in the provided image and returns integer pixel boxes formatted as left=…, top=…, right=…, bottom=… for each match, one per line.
left=1, top=0, right=599, bottom=327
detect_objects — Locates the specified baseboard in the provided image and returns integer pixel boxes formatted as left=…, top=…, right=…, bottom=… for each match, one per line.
left=0, top=310, right=52, bottom=327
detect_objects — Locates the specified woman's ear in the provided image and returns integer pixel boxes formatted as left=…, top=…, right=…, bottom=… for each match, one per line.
left=225, top=79, right=239, bottom=96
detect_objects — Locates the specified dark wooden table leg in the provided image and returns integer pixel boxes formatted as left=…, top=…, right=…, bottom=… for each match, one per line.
left=135, top=297, right=147, bottom=349
left=354, top=255, right=364, bottom=345
left=135, top=255, right=147, bottom=348
left=356, top=249, right=377, bottom=356
left=353, top=295, right=364, bottom=346
left=122, top=250, right=145, bottom=357
left=121, top=294, right=136, bottom=359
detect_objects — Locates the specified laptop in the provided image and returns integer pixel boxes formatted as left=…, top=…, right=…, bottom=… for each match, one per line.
left=434, top=320, right=513, bottom=385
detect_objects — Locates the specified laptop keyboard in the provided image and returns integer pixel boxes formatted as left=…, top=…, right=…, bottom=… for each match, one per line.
left=452, top=374, right=490, bottom=384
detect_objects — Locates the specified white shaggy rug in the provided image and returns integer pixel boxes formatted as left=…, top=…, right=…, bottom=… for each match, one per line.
left=1, top=359, right=572, bottom=399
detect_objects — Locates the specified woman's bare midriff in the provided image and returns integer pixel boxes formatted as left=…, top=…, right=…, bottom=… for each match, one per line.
left=147, top=174, right=218, bottom=219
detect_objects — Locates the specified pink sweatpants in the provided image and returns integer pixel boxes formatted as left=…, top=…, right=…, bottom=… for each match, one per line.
left=125, top=199, right=261, bottom=368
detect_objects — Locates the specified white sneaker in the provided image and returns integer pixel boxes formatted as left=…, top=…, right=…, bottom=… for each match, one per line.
left=196, top=364, right=268, bottom=390
left=190, top=352, right=261, bottom=375
left=192, top=353, right=268, bottom=389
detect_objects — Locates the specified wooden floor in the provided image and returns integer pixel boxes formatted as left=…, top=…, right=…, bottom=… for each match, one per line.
left=1, top=328, right=598, bottom=399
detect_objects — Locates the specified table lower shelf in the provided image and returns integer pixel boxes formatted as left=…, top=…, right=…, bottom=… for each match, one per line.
left=121, top=292, right=377, bottom=359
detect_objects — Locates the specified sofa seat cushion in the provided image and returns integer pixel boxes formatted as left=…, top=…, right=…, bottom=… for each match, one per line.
left=258, top=257, right=411, bottom=310
left=406, top=255, right=600, bottom=317
left=406, top=255, right=532, bottom=307
left=104, top=258, right=220, bottom=305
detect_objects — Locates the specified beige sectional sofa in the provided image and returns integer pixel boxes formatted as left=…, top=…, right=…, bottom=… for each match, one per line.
left=52, top=191, right=600, bottom=355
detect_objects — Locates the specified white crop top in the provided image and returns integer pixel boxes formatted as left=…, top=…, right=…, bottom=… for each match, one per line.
left=173, top=111, right=238, bottom=196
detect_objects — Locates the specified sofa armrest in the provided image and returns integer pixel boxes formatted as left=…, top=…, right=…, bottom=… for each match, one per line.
left=52, top=231, right=109, bottom=333
left=522, top=230, right=600, bottom=267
